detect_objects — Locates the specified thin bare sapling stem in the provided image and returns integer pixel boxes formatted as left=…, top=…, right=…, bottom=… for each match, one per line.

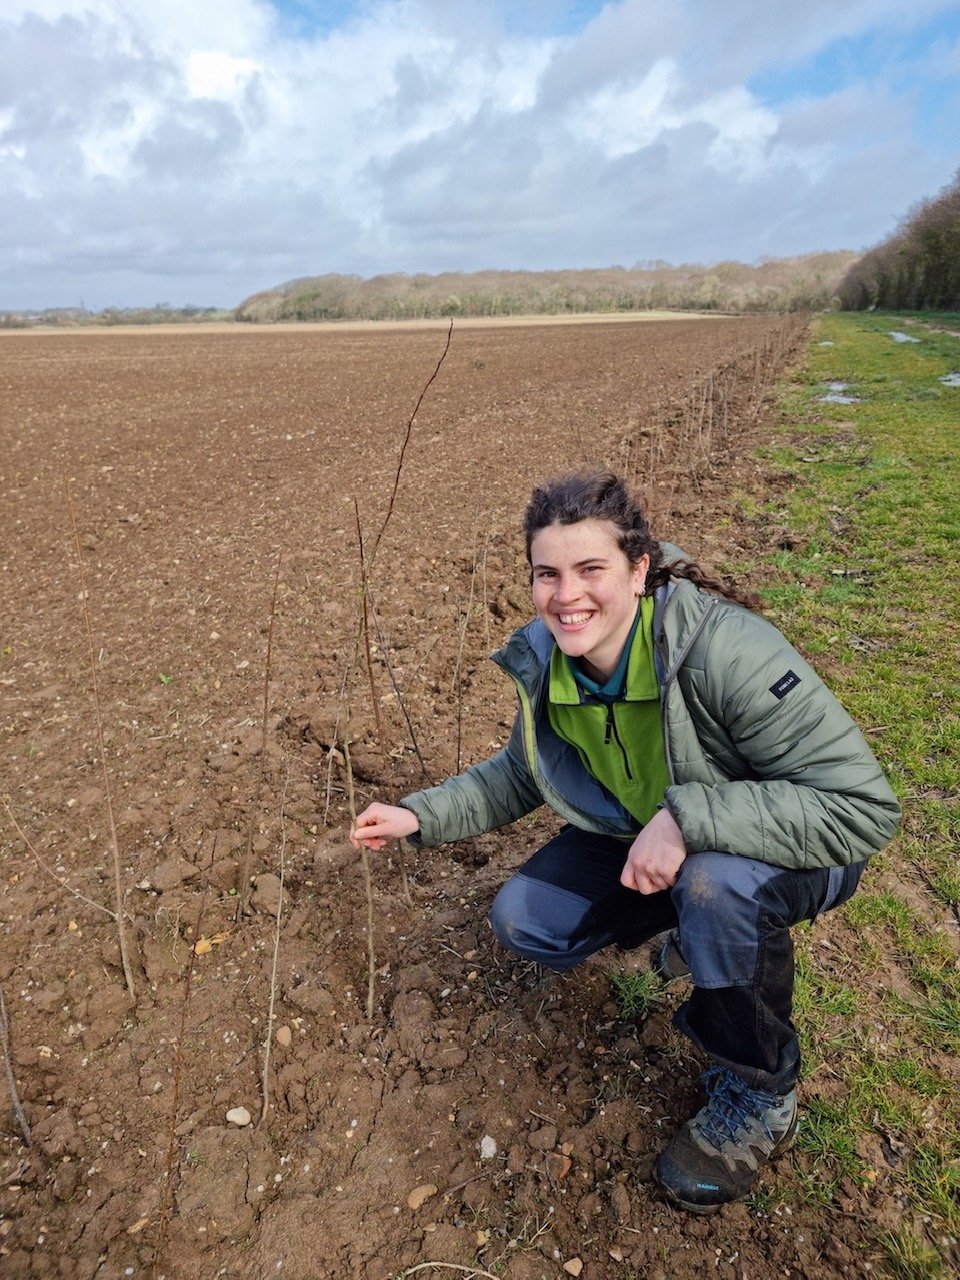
left=0, top=985, right=31, bottom=1146
left=368, top=596, right=431, bottom=782
left=65, top=480, right=136, bottom=1001
left=152, top=840, right=217, bottom=1271
left=369, top=319, right=453, bottom=566
left=343, top=734, right=377, bottom=1021
left=338, top=324, right=454, bottom=1012
left=323, top=660, right=353, bottom=827
left=237, top=550, right=283, bottom=918
left=259, top=764, right=289, bottom=1128
left=345, top=326, right=454, bottom=915
left=480, top=541, right=492, bottom=653
left=453, top=526, right=487, bottom=775
left=354, top=501, right=386, bottom=768
left=353, top=504, right=413, bottom=911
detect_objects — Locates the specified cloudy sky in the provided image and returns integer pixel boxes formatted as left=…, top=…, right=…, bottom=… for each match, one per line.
left=2, top=0, right=958, bottom=310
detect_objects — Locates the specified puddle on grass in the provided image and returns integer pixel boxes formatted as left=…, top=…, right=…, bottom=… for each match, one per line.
left=817, top=381, right=862, bottom=404
left=888, top=330, right=921, bottom=343
left=940, top=372, right=960, bottom=387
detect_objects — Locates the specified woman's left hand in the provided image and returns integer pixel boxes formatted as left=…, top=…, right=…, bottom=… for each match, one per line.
left=621, top=807, right=688, bottom=894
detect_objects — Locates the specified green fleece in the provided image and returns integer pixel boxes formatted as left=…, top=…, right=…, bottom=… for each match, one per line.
left=547, top=596, right=670, bottom=825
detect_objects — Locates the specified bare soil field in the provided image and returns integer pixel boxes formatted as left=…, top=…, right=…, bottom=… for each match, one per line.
left=0, top=316, right=889, bottom=1279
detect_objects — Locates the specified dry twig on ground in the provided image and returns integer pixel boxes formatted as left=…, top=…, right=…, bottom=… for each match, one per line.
left=3, top=800, right=117, bottom=921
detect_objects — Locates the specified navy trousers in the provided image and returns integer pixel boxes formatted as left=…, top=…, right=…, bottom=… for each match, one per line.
left=488, top=825, right=865, bottom=1094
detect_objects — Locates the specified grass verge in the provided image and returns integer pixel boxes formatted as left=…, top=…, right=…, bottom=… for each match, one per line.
left=737, top=311, right=959, bottom=1276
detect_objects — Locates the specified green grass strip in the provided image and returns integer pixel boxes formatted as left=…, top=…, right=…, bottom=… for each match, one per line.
left=740, top=312, right=960, bottom=1275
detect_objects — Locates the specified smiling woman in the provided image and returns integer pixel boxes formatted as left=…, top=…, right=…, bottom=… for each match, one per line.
left=351, top=466, right=901, bottom=1213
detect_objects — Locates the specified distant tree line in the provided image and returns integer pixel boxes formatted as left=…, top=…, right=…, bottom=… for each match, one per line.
left=838, top=170, right=960, bottom=312
left=0, top=304, right=233, bottom=329
left=234, top=253, right=857, bottom=324
left=2, top=251, right=864, bottom=329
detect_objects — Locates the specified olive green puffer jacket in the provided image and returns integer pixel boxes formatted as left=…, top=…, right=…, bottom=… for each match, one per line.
left=401, top=577, right=901, bottom=870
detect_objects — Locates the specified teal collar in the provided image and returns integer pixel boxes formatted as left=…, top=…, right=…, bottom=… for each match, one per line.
left=571, top=602, right=642, bottom=705
left=549, top=595, right=660, bottom=707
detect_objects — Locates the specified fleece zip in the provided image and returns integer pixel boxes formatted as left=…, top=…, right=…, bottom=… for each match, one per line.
left=547, top=595, right=670, bottom=825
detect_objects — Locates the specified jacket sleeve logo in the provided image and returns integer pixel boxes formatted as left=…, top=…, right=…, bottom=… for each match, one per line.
left=769, top=670, right=801, bottom=700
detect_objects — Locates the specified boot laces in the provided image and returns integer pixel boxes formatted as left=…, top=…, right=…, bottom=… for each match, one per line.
left=696, top=1066, right=782, bottom=1151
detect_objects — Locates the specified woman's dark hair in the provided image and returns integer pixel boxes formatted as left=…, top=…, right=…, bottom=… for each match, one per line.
left=523, top=469, right=758, bottom=608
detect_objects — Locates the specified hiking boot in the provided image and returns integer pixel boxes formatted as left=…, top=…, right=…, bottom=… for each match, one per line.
left=652, top=928, right=690, bottom=983
left=655, top=1066, right=798, bottom=1212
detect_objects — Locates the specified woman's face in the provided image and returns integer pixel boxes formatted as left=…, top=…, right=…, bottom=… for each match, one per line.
left=529, top=518, right=649, bottom=682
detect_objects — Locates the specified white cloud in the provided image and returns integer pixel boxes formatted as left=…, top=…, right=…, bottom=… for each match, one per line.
left=186, top=50, right=259, bottom=99
left=1, top=0, right=958, bottom=308
left=570, top=59, right=681, bottom=157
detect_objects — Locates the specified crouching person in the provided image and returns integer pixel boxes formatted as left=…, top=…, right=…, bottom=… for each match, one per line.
left=351, top=470, right=900, bottom=1212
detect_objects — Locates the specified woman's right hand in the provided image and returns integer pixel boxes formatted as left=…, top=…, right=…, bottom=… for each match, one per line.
left=349, top=803, right=420, bottom=850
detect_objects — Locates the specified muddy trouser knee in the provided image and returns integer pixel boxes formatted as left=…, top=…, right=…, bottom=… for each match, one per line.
left=488, top=828, right=866, bottom=1096
left=488, top=825, right=677, bottom=970
left=670, top=851, right=866, bottom=1095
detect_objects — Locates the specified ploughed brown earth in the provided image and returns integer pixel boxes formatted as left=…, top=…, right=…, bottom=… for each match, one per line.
left=0, top=316, right=923, bottom=1278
